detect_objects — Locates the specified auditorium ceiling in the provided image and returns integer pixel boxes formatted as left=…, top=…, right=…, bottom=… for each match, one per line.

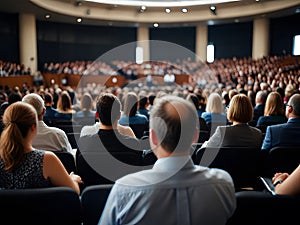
left=1, top=0, right=300, bottom=27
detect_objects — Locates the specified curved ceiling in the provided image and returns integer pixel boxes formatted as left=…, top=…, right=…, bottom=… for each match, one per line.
left=1, top=0, right=300, bottom=27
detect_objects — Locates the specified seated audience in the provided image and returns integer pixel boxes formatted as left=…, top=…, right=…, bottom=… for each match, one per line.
left=73, top=92, right=96, bottom=125
left=262, top=93, right=300, bottom=151
left=119, top=92, right=149, bottom=138
left=99, top=95, right=236, bottom=225
left=137, top=93, right=149, bottom=120
left=256, top=91, right=287, bottom=132
left=76, top=93, right=142, bottom=186
left=54, top=90, right=76, bottom=120
left=251, top=90, right=267, bottom=126
left=201, top=92, right=228, bottom=135
left=201, top=94, right=263, bottom=149
left=0, top=102, right=82, bottom=194
left=272, top=164, right=300, bottom=195
left=43, top=92, right=58, bottom=124
left=22, top=93, right=74, bottom=155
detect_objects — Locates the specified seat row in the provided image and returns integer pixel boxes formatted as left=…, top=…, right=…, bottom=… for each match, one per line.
left=1, top=183, right=300, bottom=225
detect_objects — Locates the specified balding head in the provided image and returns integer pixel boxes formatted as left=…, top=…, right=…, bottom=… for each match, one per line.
left=287, top=93, right=300, bottom=117
left=150, top=95, right=198, bottom=154
left=22, top=93, right=45, bottom=119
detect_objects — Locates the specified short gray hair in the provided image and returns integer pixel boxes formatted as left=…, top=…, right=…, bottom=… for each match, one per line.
left=288, top=93, right=300, bottom=117
left=22, top=93, right=45, bottom=116
left=150, top=95, right=198, bottom=153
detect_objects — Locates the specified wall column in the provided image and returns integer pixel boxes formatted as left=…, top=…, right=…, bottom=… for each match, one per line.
left=195, top=23, right=208, bottom=62
left=19, top=13, right=37, bottom=74
left=137, top=25, right=150, bottom=62
left=252, top=17, right=269, bottom=59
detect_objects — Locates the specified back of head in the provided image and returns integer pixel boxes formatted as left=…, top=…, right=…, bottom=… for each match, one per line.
left=96, top=93, right=121, bottom=126
left=138, top=94, right=148, bottom=109
left=288, top=93, right=300, bottom=117
left=123, top=92, right=138, bottom=117
left=80, top=93, right=93, bottom=111
left=264, top=92, right=284, bottom=116
left=206, top=92, right=223, bottom=114
left=255, top=90, right=267, bottom=104
left=44, top=93, right=53, bottom=105
left=8, top=92, right=22, bottom=105
left=22, top=93, right=45, bottom=117
left=150, top=95, right=198, bottom=153
left=227, top=94, right=253, bottom=123
left=0, top=102, right=37, bottom=172
left=186, top=93, right=199, bottom=110
left=57, top=91, right=72, bottom=111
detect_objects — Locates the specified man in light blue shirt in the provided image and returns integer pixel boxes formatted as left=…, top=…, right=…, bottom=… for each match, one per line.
left=99, top=95, right=236, bottom=225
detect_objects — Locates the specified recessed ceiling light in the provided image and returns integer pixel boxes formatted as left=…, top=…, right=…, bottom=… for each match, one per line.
left=45, top=14, right=51, bottom=19
left=182, top=8, right=188, bottom=13
left=165, top=8, right=171, bottom=13
left=76, top=18, right=82, bottom=23
left=153, top=23, right=159, bottom=27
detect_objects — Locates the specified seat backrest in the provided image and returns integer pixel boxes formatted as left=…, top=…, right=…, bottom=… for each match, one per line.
left=81, top=184, right=113, bottom=225
left=76, top=151, right=142, bottom=188
left=265, top=146, right=300, bottom=177
left=66, top=132, right=81, bottom=149
left=196, top=147, right=263, bottom=189
left=129, top=123, right=149, bottom=139
left=0, top=187, right=82, bottom=225
left=226, top=190, right=300, bottom=225
left=53, top=151, right=77, bottom=173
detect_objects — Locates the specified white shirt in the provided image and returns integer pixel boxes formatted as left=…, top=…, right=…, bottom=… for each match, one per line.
left=33, top=121, right=74, bottom=156
left=99, top=156, right=236, bottom=225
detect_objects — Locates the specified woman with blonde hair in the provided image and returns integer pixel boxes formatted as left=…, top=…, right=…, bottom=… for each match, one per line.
left=0, top=102, right=82, bottom=194
left=201, top=94, right=263, bottom=149
left=257, top=92, right=287, bottom=128
left=201, top=92, right=228, bottom=134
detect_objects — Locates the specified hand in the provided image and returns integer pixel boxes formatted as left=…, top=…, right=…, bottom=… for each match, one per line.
left=272, top=172, right=289, bottom=183
left=70, top=171, right=83, bottom=184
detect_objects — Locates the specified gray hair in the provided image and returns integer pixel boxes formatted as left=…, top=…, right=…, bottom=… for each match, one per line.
left=22, top=93, right=45, bottom=116
left=288, top=93, right=300, bottom=117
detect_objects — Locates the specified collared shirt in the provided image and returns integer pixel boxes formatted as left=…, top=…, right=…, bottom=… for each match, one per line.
left=99, top=156, right=236, bottom=225
left=33, top=121, right=74, bottom=155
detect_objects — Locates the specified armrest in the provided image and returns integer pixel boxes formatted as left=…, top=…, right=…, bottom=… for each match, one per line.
left=258, top=176, right=276, bottom=196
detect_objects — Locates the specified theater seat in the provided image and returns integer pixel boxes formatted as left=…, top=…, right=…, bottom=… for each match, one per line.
left=226, top=190, right=300, bottom=225
left=81, top=184, right=113, bottom=225
left=0, top=187, right=82, bottom=225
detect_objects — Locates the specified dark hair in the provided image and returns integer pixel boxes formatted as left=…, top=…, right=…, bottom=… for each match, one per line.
left=138, top=94, right=148, bottom=109
left=44, top=93, right=53, bottom=104
left=96, top=93, right=121, bottom=126
left=186, top=93, right=199, bottom=110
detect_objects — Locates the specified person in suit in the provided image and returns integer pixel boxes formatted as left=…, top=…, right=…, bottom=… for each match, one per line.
left=250, top=90, right=267, bottom=126
left=43, top=92, right=58, bottom=125
left=201, top=94, right=263, bottom=149
left=0, top=101, right=82, bottom=194
left=76, top=93, right=143, bottom=187
left=262, top=93, right=300, bottom=151
left=99, top=95, right=236, bottom=225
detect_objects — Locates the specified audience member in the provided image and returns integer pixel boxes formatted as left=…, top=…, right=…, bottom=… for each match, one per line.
left=99, top=95, right=236, bottom=225
left=0, top=102, right=82, bottom=194
left=54, top=90, right=76, bottom=120
left=201, top=94, right=263, bottom=149
left=119, top=92, right=149, bottom=138
left=201, top=92, right=228, bottom=135
left=22, top=93, right=74, bottom=155
left=256, top=92, right=287, bottom=129
left=43, top=92, right=58, bottom=124
left=262, top=93, right=300, bottom=150
left=76, top=93, right=142, bottom=186
left=251, top=90, right=268, bottom=126
left=272, top=164, right=300, bottom=195
left=137, top=93, right=149, bottom=119
left=73, top=92, right=96, bottom=125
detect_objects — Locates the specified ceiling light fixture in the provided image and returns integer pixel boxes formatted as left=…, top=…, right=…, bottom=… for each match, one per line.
left=165, top=8, right=171, bottom=13
left=45, top=14, right=51, bottom=19
left=182, top=8, right=188, bottom=13
left=210, top=5, right=217, bottom=15
left=84, top=0, right=240, bottom=7
left=76, top=17, right=82, bottom=23
left=153, top=23, right=159, bottom=27
left=139, top=5, right=146, bottom=12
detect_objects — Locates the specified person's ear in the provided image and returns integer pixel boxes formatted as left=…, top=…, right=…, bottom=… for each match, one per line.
left=150, top=129, right=158, bottom=146
left=192, top=128, right=199, bottom=143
